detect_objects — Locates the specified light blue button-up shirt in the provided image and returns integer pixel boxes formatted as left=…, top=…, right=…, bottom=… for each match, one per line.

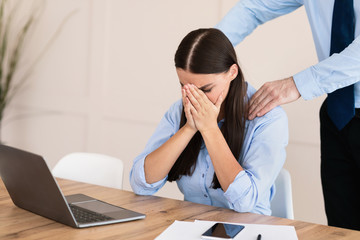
left=216, top=0, right=360, bottom=108
left=130, top=84, right=288, bottom=215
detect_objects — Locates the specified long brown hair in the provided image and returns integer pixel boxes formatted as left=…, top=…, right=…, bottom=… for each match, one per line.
left=168, top=28, right=248, bottom=189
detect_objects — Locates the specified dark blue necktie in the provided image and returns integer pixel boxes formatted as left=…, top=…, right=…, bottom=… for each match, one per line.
left=327, top=0, right=355, bottom=130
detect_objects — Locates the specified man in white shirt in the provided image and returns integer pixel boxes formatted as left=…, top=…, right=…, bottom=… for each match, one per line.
left=217, top=0, right=360, bottom=230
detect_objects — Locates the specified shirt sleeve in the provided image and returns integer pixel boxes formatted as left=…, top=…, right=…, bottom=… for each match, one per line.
left=129, top=100, right=182, bottom=195
left=223, top=106, right=288, bottom=213
left=294, top=36, right=360, bottom=100
left=216, top=0, right=303, bottom=46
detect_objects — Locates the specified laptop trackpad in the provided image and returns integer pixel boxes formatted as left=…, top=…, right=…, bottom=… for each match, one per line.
left=74, top=200, right=142, bottom=219
left=73, top=200, right=125, bottom=214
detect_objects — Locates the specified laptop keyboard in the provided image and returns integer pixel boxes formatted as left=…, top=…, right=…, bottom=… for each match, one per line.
left=69, top=204, right=113, bottom=223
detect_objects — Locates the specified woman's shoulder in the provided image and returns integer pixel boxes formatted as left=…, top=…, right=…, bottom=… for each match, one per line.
left=244, top=83, right=288, bottom=146
left=167, top=99, right=183, bottom=114
left=162, top=99, right=183, bottom=126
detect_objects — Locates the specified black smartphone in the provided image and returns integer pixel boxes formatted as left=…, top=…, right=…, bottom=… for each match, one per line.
left=201, top=223, right=245, bottom=239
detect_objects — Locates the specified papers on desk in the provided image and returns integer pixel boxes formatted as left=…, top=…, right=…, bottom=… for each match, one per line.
left=155, top=220, right=298, bottom=240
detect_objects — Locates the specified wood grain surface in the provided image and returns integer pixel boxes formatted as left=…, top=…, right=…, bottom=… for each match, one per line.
left=0, top=178, right=359, bottom=239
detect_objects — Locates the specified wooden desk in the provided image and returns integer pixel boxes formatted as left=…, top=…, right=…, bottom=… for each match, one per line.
left=0, top=178, right=359, bottom=240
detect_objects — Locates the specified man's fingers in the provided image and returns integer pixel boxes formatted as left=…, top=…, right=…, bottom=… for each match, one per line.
left=248, top=84, right=273, bottom=119
left=249, top=88, right=267, bottom=114
left=248, top=77, right=301, bottom=120
left=257, top=100, right=278, bottom=118
left=248, top=94, right=273, bottom=120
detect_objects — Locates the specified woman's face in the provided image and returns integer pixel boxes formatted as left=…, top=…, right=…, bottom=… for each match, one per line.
left=176, top=64, right=238, bottom=104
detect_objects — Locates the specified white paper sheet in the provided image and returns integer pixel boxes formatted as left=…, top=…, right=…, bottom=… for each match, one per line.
left=155, top=220, right=298, bottom=240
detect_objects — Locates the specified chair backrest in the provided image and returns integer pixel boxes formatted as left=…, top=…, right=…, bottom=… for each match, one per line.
left=271, top=168, right=294, bottom=219
left=52, top=152, right=124, bottom=189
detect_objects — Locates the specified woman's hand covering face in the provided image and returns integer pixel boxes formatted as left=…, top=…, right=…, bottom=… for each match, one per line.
left=183, top=84, right=224, bottom=133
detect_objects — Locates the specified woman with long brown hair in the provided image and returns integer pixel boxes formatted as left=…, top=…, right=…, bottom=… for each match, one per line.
left=130, top=28, right=288, bottom=215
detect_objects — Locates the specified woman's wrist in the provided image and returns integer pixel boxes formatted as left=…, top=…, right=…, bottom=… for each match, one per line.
left=183, top=123, right=198, bottom=136
left=199, top=125, right=221, bottom=139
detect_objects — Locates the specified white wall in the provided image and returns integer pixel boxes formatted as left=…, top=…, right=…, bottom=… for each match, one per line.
left=2, top=0, right=326, bottom=225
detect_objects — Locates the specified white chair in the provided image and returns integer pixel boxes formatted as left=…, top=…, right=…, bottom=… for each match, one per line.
left=271, top=168, right=294, bottom=219
left=52, top=152, right=124, bottom=189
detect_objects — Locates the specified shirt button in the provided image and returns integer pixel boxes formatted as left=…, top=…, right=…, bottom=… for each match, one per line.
left=204, top=194, right=208, bottom=198
left=202, top=174, right=205, bottom=178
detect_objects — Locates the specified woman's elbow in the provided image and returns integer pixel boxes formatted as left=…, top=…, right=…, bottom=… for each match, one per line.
left=229, top=188, right=259, bottom=213
left=232, top=198, right=258, bottom=213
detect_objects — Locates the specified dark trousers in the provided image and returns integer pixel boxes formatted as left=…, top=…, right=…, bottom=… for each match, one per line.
left=320, top=100, right=360, bottom=230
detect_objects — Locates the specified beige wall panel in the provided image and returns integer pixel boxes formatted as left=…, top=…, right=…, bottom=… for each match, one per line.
left=3, top=108, right=87, bottom=169
left=2, top=0, right=91, bottom=167
left=15, top=0, right=90, bottom=102
left=97, top=119, right=155, bottom=191
left=284, top=143, right=326, bottom=224
left=103, top=0, right=220, bottom=124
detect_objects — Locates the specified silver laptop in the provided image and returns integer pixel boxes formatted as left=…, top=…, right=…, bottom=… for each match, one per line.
left=0, top=144, right=145, bottom=228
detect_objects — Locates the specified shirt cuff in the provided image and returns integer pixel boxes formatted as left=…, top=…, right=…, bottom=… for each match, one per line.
left=293, top=67, right=325, bottom=100
left=224, top=170, right=253, bottom=206
left=133, top=157, right=167, bottom=191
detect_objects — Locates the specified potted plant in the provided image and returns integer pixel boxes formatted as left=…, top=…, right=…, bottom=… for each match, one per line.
left=0, top=0, right=76, bottom=143
left=0, top=0, right=34, bottom=143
